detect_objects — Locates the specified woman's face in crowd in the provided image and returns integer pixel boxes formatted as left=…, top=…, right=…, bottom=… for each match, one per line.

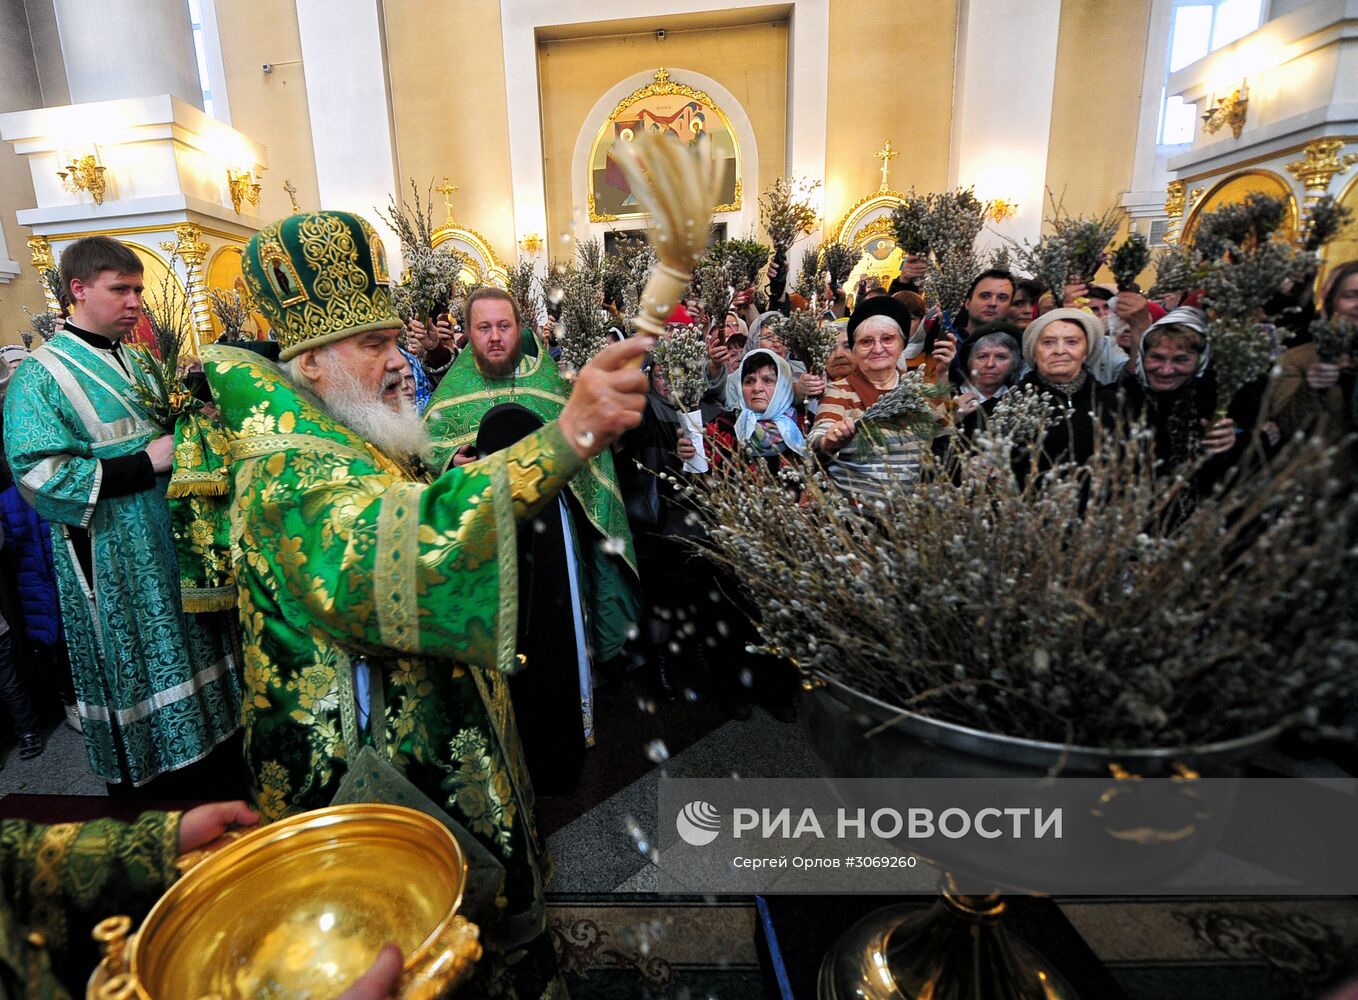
left=1142, top=339, right=1201, bottom=393
left=1008, top=292, right=1035, bottom=325
left=970, top=345, right=1016, bottom=393
left=741, top=364, right=779, bottom=413
left=724, top=313, right=742, bottom=338
left=1033, top=321, right=1088, bottom=383
left=826, top=328, right=854, bottom=379
left=761, top=332, right=788, bottom=358
left=852, top=323, right=904, bottom=376
left=1333, top=273, right=1358, bottom=323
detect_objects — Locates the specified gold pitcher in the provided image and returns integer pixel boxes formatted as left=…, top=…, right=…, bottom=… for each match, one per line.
left=87, top=804, right=482, bottom=1000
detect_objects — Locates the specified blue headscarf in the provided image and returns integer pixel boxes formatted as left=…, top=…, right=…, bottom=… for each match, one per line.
left=398, top=346, right=433, bottom=414
left=733, top=348, right=807, bottom=457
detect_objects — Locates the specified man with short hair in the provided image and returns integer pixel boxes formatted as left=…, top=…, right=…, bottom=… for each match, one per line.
left=3, top=237, right=241, bottom=791
left=960, top=269, right=1016, bottom=335
left=206, top=211, right=648, bottom=997
left=423, top=286, right=641, bottom=793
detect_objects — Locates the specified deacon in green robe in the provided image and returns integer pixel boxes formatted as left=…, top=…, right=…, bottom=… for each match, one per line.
left=218, top=211, right=651, bottom=999
left=2, top=239, right=240, bottom=788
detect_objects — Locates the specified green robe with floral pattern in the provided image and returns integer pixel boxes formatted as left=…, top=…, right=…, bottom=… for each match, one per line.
left=203, top=345, right=571, bottom=998
left=2, top=332, right=241, bottom=786
left=0, top=811, right=180, bottom=999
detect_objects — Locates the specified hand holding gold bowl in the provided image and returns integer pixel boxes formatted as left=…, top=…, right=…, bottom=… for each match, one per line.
left=88, top=804, right=481, bottom=1000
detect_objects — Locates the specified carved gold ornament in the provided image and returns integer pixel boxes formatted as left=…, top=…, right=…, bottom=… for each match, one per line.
left=1164, top=180, right=1187, bottom=220
left=1285, top=138, right=1358, bottom=193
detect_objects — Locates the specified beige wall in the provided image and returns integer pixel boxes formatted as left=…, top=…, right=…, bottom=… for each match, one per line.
left=214, top=0, right=319, bottom=224
left=825, top=0, right=958, bottom=232
left=537, top=21, right=788, bottom=249
left=1044, top=0, right=1152, bottom=231
left=383, top=0, right=517, bottom=258
left=0, top=1, right=48, bottom=348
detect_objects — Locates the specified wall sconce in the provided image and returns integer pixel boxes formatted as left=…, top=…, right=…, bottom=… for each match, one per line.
left=226, top=167, right=262, bottom=214
left=57, top=152, right=106, bottom=205
left=990, top=198, right=1019, bottom=223
left=1202, top=82, right=1249, bottom=139
left=518, top=233, right=543, bottom=255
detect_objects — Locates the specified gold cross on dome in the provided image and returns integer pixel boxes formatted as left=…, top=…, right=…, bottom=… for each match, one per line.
left=654, top=67, right=670, bottom=84
left=435, top=176, right=459, bottom=222
left=874, top=139, right=899, bottom=192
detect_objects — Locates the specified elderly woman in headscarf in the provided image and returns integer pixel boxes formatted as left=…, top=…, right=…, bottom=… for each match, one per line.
left=1120, top=307, right=1268, bottom=512
left=720, top=311, right=822, bottom=409
left=676, top=348, right=806, bottom=722
left=679, top=348, right=808, bottom=476
left=996, top=307, right=1120, bottom=473
left=810, top=297, right=954, bottom=501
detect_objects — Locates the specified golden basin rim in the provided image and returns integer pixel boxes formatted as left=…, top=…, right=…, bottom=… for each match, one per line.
left=127, top=803, right=469, bottom=996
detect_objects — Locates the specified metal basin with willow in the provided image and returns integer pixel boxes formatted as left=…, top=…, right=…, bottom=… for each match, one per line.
left=801, top=672, right=1278, bottom=1000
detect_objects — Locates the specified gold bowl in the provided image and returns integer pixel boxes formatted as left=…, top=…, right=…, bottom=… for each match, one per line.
left=90, top=804, right=481, bottom=1000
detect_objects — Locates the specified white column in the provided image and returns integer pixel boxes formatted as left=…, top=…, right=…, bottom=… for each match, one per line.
left=52, top=0, right=202, bottom=107
left=949, top=0, right=1063, bottom=247
left=1123, top=0, right=1176, bottom=230
left=786, top=0, right=829, bottom=276
left=294, top=0, right=401, bottom=264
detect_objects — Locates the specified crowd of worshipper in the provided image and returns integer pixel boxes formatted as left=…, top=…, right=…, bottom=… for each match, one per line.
left=384, top=248, right=1358, bottom=727
left=1, top=237, right=1355, bottom=783
left=0, top=208, right=1353, bottom=997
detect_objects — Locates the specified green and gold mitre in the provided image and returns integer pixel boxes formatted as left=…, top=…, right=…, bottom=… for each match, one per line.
left=242, top=211, right=400, bottom=360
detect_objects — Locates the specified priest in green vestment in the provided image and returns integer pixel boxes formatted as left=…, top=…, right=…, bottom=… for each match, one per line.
left=2, top=238, right=240, bottom=788
left=424, top=289, right=641, bottom=661
left=209, top=211, right=650, bottom=999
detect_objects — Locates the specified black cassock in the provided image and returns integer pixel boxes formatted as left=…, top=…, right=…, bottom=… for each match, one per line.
left=476, top=403, right=588, bottom=795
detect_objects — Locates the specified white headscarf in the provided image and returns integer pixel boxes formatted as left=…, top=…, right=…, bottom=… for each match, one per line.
left=1136, top=306, right=1211, bottom=390
left=732, top=348, right=807, bottom=457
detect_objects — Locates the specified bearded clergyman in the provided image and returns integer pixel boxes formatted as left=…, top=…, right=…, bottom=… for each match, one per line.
left=200, top=211, right=649, bottom=997
left=423, top=287, right=640, bottom=794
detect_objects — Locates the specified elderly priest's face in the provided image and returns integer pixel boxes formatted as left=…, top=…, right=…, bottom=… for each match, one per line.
left=289, top=327, right=430, bottom=457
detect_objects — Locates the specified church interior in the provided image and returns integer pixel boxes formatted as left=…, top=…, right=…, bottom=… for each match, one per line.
left=1, top=0, right=1357, bottom=997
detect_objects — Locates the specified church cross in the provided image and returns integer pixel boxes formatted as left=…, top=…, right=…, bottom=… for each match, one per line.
left=435, top=177, right=459, bottom=223
left=874, top=139, right=899, bottom=192
left=654, top=68, right=670, bottom=84
left=283, top=179, right=300, bottom=212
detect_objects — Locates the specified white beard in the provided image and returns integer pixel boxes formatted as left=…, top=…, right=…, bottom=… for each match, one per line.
left=301, top=349, right=431, bottom=459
